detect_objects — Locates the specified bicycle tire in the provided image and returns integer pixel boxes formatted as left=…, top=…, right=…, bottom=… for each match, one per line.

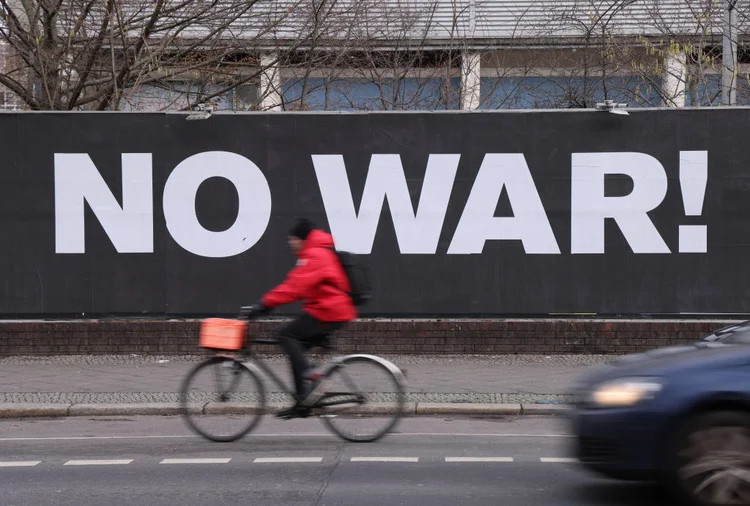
left=179, top=356, right=266, bottom=442
left=318, top=355, right=406, bottom=443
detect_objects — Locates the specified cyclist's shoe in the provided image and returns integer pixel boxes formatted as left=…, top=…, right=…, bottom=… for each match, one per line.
left=275, top=403, right=310, bottom=420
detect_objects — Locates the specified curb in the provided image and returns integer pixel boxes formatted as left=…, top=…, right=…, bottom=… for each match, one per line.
left=415, top=403, right=522, bottom=415
left=0, top=402, right=572, bottom=418
left=68, top=403, right=185, bottom=416
left=520, top=404, right=570, bottom=415
left=0, top=403, right=71, bottom=418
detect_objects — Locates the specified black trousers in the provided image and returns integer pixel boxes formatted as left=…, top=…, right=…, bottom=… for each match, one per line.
left=277, top=313, right=344, bottom=399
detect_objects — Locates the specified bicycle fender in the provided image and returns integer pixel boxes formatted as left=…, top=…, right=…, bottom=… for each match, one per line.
left=239, top=360, right=264, bottom=376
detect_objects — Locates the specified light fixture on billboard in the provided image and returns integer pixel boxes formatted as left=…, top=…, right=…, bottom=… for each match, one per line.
left=187, top=103, right=213, bottom=121
left=595, top=100, right=629, bottom=116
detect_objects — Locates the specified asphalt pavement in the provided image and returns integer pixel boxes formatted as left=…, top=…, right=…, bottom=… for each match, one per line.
left=0, top=415, right=671, bottom=506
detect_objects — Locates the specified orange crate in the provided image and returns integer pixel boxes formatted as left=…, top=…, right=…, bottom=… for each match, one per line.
left=199, top=318, right=248, bottom=351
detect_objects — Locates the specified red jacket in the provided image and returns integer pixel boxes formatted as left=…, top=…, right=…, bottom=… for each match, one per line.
left=261, top=230, right=357, bottom=322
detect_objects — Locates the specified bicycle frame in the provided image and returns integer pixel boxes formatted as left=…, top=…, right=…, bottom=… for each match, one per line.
left=217, top=333, right=360, bottom=411
left=182, top=317, right=408, bottom=443
left=216, top=315, right=407, bottom=412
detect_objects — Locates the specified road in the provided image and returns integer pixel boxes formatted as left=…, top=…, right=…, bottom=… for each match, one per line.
left=0, top=415, right=670, bottom=506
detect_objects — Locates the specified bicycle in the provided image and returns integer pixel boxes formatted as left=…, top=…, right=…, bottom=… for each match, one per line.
left=178, top=310, right=407, bottom=443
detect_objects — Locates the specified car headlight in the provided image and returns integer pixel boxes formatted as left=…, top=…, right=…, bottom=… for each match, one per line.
left=587, top=377, right=664, bottom=408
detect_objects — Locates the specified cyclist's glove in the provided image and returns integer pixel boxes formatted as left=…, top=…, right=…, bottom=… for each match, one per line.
left=240, top=302, right=271, bottom=318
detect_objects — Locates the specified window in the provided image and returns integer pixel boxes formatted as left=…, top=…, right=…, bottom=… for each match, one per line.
left=479, top=75, right=663, bottom=109
left=703, top=324, right=750, bottom=345
left=686, top=73, right=721, bottom=107
left=119, top=82, right=235, bottom=112
left=234, top=84, right=259, bottom=110
left=281, top=77, right=460, bottom=111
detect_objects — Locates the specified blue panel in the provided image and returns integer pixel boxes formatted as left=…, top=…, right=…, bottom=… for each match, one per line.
left=282, top=77, right=460, bottom=110
left=480, top=76, right=663, bottom=110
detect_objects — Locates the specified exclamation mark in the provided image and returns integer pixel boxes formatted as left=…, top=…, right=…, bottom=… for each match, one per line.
left=678, top=151, right=708, bottom=253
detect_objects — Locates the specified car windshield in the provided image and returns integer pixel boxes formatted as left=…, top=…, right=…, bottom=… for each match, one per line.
left=702, top=323, right=750, bottom=344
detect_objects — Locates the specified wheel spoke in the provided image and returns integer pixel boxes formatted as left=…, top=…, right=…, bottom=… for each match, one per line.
left=179, top=357, right=265, bottom=442
left=678, top=420, right=750, bottom=505
left=319, top=357, right=405, bottom=443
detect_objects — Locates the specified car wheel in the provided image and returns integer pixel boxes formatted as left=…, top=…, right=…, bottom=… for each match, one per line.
left=666, top=410, right=750, bottom=506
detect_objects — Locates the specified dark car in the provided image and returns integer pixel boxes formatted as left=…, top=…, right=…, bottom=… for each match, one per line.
left=569, top=321, right=750, bottom=506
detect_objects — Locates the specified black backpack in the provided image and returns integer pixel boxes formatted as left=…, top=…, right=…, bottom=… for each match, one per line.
left=330, top=249, right=372, bottom=306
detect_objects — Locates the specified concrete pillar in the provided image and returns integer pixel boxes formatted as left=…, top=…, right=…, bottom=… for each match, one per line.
left=662, top=50, right=686, bottom=108
left=460, top=51, right=481, bottom=110
left=722, top=0, right=738, bottom=106
left=259, top=53, right=282, bottom=111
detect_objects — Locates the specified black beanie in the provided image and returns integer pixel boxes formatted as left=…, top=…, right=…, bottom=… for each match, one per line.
left=289, top=218, right=314, bottom=240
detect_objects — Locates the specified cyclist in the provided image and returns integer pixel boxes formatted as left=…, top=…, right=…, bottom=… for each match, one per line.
left=242, top=218, right=356, bottom=420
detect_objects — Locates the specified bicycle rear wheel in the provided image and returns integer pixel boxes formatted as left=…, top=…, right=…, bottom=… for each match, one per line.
left=179, top=356, right=265, bottom=442
left=318, top=355, right=406, bottom=443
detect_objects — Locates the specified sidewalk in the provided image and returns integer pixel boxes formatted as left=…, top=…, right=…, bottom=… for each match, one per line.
left=0, top=353, right=613, bottom=417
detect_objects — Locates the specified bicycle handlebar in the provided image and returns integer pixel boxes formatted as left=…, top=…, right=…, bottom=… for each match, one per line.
left=238, top=306, right=258, bottom=320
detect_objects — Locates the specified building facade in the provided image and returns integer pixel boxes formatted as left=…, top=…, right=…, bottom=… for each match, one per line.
left=1, top=0, right=748, bottom=112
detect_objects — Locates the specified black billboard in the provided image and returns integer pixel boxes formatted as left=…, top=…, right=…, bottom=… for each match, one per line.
left=0, top=108, right=748, bottom=317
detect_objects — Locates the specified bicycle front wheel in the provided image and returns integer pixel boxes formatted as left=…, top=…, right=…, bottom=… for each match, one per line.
left=318, top=355, right=406, bottom=443
left=179, top=356, right=266, bottom=442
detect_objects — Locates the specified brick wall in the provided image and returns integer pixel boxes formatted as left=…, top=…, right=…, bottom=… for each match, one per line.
left=0, top=318, right=740, bottom=356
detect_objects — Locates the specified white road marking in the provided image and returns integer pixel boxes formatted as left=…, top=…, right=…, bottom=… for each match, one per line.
left=0, top=461, right=40, bottom=467
left=160, top=458, right=231, bottom=464
left=445, top=457, right=514, bottom=462
left=351, top=457, right=419, bottom=462
left=0, top=456, right=584, bottom=467
left=389, top=433, right=572, bottom=438
left=0, top=435, right=197, bottom=442
left=64, top=460, right=133, bottom=466
left=0, top=432, right=571, bottom=442
left=254, top=457, right=323, bottom=463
